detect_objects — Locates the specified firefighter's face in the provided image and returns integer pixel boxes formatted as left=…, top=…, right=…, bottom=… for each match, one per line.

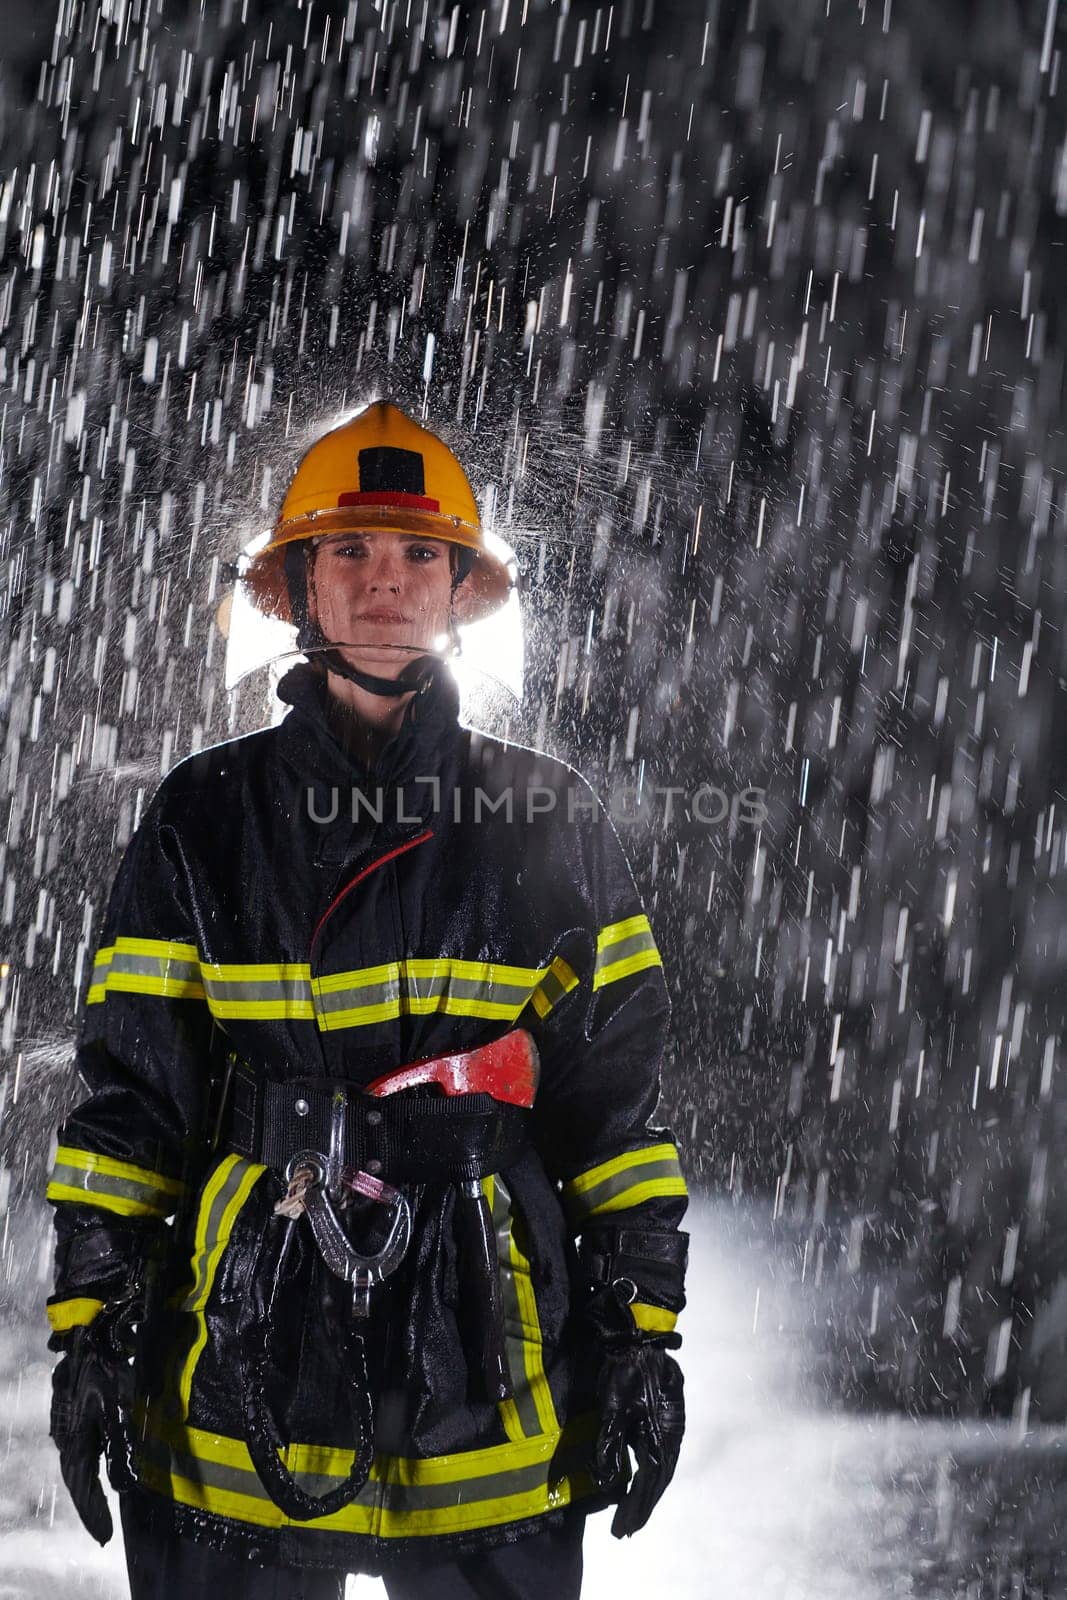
left=307, top=530, right=455, bottom=674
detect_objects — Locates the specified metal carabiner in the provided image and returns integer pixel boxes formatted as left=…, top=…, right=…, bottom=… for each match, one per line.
left=283, top=1151, right=412, bottom=1318
left=327, top=1086, right=347, bottom=1199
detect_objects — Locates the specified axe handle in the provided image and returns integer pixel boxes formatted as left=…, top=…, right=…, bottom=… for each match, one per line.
left=456, top=1179, right=513, bottom=1404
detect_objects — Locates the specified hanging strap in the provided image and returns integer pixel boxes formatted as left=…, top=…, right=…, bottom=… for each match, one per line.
left=239, top=1213, right=376, bottom=1522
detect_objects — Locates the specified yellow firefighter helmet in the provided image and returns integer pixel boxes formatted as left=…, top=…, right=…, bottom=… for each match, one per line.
left=240, top=401, right=515, bottom=625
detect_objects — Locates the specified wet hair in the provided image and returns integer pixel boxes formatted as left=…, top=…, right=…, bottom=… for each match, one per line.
left=449, top=543, right=476, bottom=590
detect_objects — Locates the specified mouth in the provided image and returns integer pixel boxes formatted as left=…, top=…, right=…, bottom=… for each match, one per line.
left=356, top=610, right=410, bottom=623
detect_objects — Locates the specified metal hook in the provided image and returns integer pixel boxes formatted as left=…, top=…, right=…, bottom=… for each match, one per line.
left=281, top=1153, right=412, bottom=1318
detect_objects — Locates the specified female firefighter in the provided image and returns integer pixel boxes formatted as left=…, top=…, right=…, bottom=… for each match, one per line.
left=45, top=401, right=689, bottom=1599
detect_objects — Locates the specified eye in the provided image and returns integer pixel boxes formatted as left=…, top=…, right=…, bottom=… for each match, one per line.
left=334, top=541, right=368, bottom=558
left=406, top=543, right=440, bottom=562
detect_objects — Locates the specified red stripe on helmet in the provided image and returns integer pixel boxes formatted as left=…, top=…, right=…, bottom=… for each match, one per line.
left=337, top=490, right=442, bottom=512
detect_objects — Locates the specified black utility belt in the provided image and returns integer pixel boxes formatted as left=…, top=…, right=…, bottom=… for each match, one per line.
left=224, top=1069, right=531, bottom=1184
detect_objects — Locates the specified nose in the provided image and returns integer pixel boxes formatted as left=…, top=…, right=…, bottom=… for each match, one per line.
left=366, top=544, right=404, bottom=593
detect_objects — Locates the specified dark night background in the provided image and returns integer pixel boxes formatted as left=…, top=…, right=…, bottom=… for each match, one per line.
left=3, top=1, right=1067, bottom=1592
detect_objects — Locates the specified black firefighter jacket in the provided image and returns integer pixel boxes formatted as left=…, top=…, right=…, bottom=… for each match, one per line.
left=46, top=658, right=689, bottom=1571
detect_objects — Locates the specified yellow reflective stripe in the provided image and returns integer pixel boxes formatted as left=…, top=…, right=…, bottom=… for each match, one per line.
left=592, top=913, right=662, bottom=991
left=497, top=1398, right=525, bottom=1445
left=137, top=1408, right=596, bottom=1536
left=88, top=978, right=205, bottom=1003
left=486, top=1175, right=540, bottom=1446
left=562, top=1142, right=688, bottom=1226
left=151, top=1470, right=580, bottom=1536
left=529, top=956, right=580, bottom=1020
left=584, top=1176, right=689, bottom=1217
left=47, top=1297, right=105, bottom=1333
left=488, top=1175, right=528, bottom=1448
left=205, top=996, right=314, bottom=1021
left=404, top=958, right=548, bottom=986
left=319, top=997, right=536, bottom=1030
left=89, top=974, right=205, bottom=1002
left=319, top=999, right=404, bottom=1030
left=46, top=1146, right=183, bottom=1219
left=87, top=937, right=204, bottom=1004
left=312, top=958, right=398, bottom=1026
left=495, top=1273, right=531, bottom=1440
left=209, top=997, right=317, bottom=1021
left=316, top=959, right=565, bottom=1032
left=390, top=963, right=544, bottom=1015
left=314, top=961, right=398, bottom=994
left=553, top=955, right=580, bottom=991
left=202, top=962, right=314, bottom=1022
left=594, top=949, right=662, bottom=988
left=500, top=1180, right=559, bottom=1439
left=177, top=1156, right=265, bottom=1418
left=44, top=1183, right=168, bottom=1219
left=202, top=961, right=311, bottom=981
left=89, top=935, right=199, bottom=966
left=237, top=958, right=549, bottom=995
left=597, top=914, right=651, bottom=946
left=88, top=979, right=204, bottom=1002
left=566, top=1142, right=680, bottom=1198
left=631, top=1302, right=679, bottom=1335
left=405, top=995, right=522, bottom=1020
left=84, top=946, right=578, bottom=1030
left=51, top=1147, right=183, bottom=1194
left=146, top=1408, right=587, bottom=1482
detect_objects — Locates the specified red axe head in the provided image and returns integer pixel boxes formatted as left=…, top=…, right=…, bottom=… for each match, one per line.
left=366, top=1030, right=540, bottom=1107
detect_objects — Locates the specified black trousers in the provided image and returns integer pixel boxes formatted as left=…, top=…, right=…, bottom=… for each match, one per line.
left=120, top=1493, right=585, bottom=1600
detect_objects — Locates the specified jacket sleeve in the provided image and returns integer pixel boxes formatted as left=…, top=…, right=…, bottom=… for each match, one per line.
left=526, top=771, right=688, bottom=1339
left=45, top=780, right=219, bottom=1345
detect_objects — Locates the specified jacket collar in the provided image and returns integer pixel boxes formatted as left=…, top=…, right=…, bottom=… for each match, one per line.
left=273, top=658, right=464, bottom=793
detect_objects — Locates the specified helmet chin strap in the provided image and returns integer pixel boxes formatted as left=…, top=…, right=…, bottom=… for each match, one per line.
left=318, top=648, right=436, bottom=699
left=283, top=539, right=464, bottom=699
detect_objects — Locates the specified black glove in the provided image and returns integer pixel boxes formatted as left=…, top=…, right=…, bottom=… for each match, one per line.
left=579, top=1224, right=688, bottom=1538
left=584, top=1276, right=686, bottom=1537
left=49, top=1289, right=142, bottom=1545
left=595, top=1330, right=685, bottom=1537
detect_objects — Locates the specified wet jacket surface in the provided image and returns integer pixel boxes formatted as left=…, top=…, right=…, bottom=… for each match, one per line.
left=46, top=660, right=688, bottom=1571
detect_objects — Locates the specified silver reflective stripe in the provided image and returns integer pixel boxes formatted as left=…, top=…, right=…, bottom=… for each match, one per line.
left=315, top=974, right=401, bottom=1017
left=48, top=1162, right=171, bottom=1211
left=593, top=923, right=660, bottom=989
left=596, top=928, right=656, bottom=967
left=105, top=950, right=202, bottom=984
left=404, top=972, right=534, bottom=1009
left=141, top=1430, right=552, bottom=1511
left=564, top=1151, right=686, bottom=1225
left=90, top=948, right=570, bottom=1029
left=46, top=1150, right=181, bottom=1217
left=315, top=969, right=537, bottom=1020
left=201, top=974, right=313, bottom=1006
